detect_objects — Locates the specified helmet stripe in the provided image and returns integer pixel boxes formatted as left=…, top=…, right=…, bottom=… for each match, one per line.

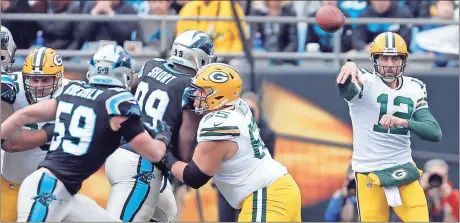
left=33, top=47, right=47, bottom=71
left=391, top=33, right=395, bottom=49
left=385, top=32, right=395, bottom=49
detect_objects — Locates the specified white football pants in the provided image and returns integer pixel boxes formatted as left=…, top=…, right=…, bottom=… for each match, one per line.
left=17, top=170, right=119, bottom=222
left=105, top=148, right=163, bottom=222
left=151, top=178, right=177, bottom=222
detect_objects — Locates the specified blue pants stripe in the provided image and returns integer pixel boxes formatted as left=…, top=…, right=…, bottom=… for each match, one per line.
left=27, top=173, right=57, bottom=222
left=120, top=157, right=153, bottom=222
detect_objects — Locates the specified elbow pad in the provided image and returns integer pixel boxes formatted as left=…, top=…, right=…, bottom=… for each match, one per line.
left=183, top=160, right=212, bottom=189
left=119, top=116, right=145, bottom=143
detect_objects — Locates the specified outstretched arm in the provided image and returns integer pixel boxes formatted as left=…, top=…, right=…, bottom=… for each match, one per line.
left=336, top=61, right=364, bottom=101
left=1, top=99, right=57, bottom=141
left=2, top=128, right=51, bottom=152
left=407, top=108, right=442, bottom=142
left=164, top=140, right=234, bottom=189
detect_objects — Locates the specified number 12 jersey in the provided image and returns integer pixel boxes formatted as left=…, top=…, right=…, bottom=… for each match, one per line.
left=347, top=69, right=429, bottom=172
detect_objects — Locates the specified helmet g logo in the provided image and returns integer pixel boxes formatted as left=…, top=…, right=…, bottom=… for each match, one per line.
left=53, top=55, right=63, bottom=66
left=209, top=71, right=229, bottom=83
left=392, top=169, right=408, bottom=180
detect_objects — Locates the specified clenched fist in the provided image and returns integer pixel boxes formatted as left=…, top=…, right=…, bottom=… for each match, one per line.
left=379, top=114, right=408, bottom=129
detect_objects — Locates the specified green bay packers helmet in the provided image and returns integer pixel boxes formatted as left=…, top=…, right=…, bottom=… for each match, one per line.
left=370, top=32, right=408, bottom=82
left=22, top=47, right=64, bottom=104
left=187, top=63, right=243, bottom=114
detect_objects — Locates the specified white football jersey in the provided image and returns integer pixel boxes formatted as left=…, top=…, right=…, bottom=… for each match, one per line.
left=347, top=69, right=429, bottom=172
left=197, top=99, right=288, bottom=209
left=2, top=72, right=71, bottom=184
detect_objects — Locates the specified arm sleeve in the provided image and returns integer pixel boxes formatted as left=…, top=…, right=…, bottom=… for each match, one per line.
left=408, top=108, right=442, bottom=142
left=42, top=123, right=56, bottom=142
left=337, top=75, right=362, bottom=101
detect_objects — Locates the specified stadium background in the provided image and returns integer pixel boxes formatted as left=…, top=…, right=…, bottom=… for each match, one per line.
left=2, top=0, right=459, bottom=222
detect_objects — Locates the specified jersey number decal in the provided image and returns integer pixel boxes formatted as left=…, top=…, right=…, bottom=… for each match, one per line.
left=373, top=93, right=414, bottom=135
left=248, top=117, right=266, bottom=159
left=135, top=81, right=170, bottom=129
left=49, top=101, right=96, bottom=156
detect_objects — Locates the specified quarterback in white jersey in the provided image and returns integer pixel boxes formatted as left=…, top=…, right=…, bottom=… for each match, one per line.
left=1, top=47, right=69, bottom=222
left=337, top=32, right=442, bottom=222
left=161, top=63, right=302, bottom=222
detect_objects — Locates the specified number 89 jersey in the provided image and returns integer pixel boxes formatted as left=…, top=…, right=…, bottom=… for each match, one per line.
left=347, top=69, right=429, bottom=172
left=197, top=99, right=288, bottom=209
left=134, top=58, right=193, bottom=154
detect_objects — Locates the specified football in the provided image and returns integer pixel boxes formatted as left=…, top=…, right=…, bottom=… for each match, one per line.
left=315, top=5, right=346, bottom=33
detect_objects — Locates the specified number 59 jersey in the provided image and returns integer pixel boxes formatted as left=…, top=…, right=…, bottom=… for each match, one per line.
left=134, top=58, right=193, bottom=154
left=197, top=99, right=288, bottom=209
left=347, top=69, right=429, bottom=172
left=39, top=82, right=142, bottom=195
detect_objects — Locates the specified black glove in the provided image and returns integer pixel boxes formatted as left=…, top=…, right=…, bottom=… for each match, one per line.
left=154, top=149, right=178, bottom=186
left=144, top=120, right=172, bottom=146
left=161, top=149, right=179, bottom=170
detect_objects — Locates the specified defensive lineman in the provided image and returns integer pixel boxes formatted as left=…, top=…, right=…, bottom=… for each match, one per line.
left=105, top=30, right=216, bottom=222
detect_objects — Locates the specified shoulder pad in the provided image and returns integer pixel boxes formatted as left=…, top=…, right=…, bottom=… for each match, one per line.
left=54, top=79, right=85, bottom=98
left=198, top=110, right=241, bottom=142
left=409, top=77, right=426, bottom=90
left=358, top=68, right=372, bottom=76
left=105, top=91, right=141, bottom=117
left=410, top=77, right=429, bottom=111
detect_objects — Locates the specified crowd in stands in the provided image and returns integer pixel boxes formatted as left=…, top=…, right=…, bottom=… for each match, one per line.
left=1, top=0, right=458, bottom=67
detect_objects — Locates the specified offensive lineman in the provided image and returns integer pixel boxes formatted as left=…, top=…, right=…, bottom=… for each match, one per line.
left=1, top=44, right=171, bottom=222
left=336, top=32, right=442, bottom=222
left=1, top=45, right=71, bottom=222
left=162, top=63, right=302, bottom=222
left=105, top=30, right=216, bottom=222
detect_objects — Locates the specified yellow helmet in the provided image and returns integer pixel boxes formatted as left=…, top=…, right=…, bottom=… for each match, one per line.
left=22, top=47, right=64, bottom=104
left=370, top=32, right=408, bottom=82
left=187, top=63, right=243, bottom=114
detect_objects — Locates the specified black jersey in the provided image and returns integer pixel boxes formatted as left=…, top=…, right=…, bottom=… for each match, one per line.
left=39, top=82, right=141, bottom=195
left=1, top=71, right=18, bottom=104
left=121, top=58, right=193, bottom=157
